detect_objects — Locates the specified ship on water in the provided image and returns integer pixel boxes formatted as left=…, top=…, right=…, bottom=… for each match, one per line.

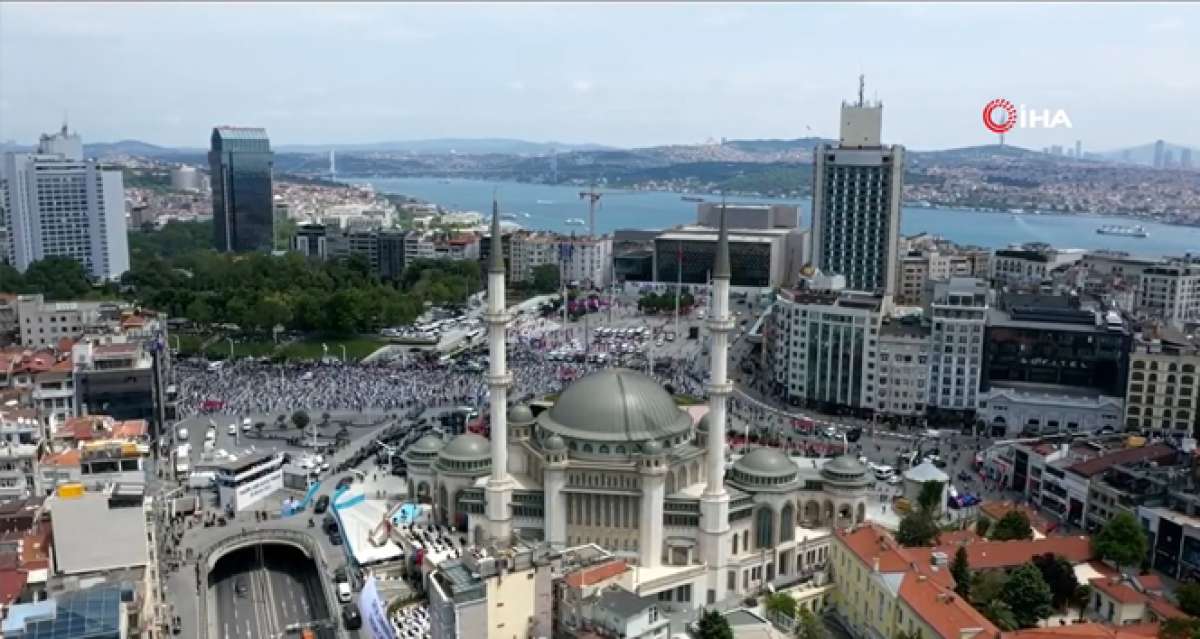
left=1096, top=224, right=1149, bottom=238
left=565, top=218, right=586, bottom=226
left=681, top=195, right=705, bottom=202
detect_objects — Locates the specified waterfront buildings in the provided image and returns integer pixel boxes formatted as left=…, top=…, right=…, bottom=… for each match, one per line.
left=209, top=126, right=274, bottom=252
left=1, top=126, right=129, bottom=281
left=810, top=91, right=904, bottom=297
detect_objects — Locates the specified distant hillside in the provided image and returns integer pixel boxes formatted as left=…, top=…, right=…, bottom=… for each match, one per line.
left=1096, top=141, right=1199, bottom=167
left=720, top=137, right=834, bottom=153
left=84, top=140, right=205, bottom=158
left=910, top=143, right=1046, bottom=161
left=276, top=138, right=613, bottom=156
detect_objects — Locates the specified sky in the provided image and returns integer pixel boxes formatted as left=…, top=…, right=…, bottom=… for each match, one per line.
left=1, top=2, right=1197, bottom=151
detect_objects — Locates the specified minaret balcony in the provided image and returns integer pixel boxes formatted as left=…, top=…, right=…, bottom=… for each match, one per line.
left=706, top=380, right=733, bottom=396
left=706, top=316, right=736, bottom=332
left=486, top=372, right=513, bottom=388
left=484, top=310, right=511, bottom=325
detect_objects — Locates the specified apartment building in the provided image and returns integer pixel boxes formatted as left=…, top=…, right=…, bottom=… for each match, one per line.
left=991, top=244, right=1085, bottom=286
left=508, top=232, right=558, bottom=284
left=561, top=235, right=612, bottom=288
left=928, top=278, right=990, bottom=421
left=1125, top=326, right=1200, bottom=437
left=0, top=407, right=41, bottom=500
left=14, top=294, right=122, bottom=348
left=875, top=318, right=931, bottom=419
left=1137, top=258, right=1200, bottom=329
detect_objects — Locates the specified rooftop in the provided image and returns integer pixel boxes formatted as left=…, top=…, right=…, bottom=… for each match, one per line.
left=49, top=492, right=148, bottom=575
left=1068, top=444, right=1178, bottom=478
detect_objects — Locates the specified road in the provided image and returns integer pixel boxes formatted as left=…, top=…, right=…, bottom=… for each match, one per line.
left=211, top=544, right=330, bottom=639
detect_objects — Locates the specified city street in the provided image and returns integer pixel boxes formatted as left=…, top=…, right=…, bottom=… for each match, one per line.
left=211, top=544, right=329, bottom=639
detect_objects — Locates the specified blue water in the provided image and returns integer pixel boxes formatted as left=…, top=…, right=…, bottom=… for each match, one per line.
left=353, top=177, right=1200, bottom=259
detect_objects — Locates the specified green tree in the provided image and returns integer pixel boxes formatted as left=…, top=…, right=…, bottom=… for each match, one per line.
left=0, top=264, right=24, bottom=292
left=1072, top=584, right=1093, bottom=621
left=1033, top=553, right=1080, bottom=609
left=991, top=510, right=1034, bottom=541
left=1093, top=512, right=1148, bottom=570
left=22, top=257, right=93, bottom=299
left=951, top=546, right=971, bottom=600
left=1174, top=582, right=1200, bottom=617
left=917, top=480, right=945, bottom=514
left=252, top=294, right=293, bottom=332
left=186, top=297, right=213, bottom=326
left=291, top=410, right=310, bottom=431
left=981, top=599, right=1020, bottom=631
left=974, top=518, right=991, bottom=538
left=765, top=593, right=796, bottom=619
left=895, top=511, right=940, bottom=547
left=1160, top=617, right=1200, bottom=639
left=970, top=570, right=1008, bottom=606
left=531, top=263, right=560, bottom=294
left=696, top=609, right=733, bottom=639
left=1001, top=563, right=1054, bottom=628
left=795, top=607, right=825, bottom=639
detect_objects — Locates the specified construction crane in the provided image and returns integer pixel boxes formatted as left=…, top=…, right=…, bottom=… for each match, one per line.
left=578, top=185, right=636, bottom=239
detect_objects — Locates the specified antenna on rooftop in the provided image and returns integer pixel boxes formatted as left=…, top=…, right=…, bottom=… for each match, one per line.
left=857, top=74, right=865, bottom=108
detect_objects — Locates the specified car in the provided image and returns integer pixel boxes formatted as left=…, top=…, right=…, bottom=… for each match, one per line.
left=241, top=418, right=252, bottom=432
left=235, top=579, right=248, bottom=597
left=205, top=429, right=216, bottom=442
left=334, top=566, right=348, bottom=583
left=342, top=605, right=362, bottom=630
left=337, top=581, right=352, bottom=603
left=227, top=423, right=237, bottom=436
left=329, top=531, right=343, bottom=545
left=335, top=476, right=354, bottom=491
left=314, top=495, right=330, bottom=514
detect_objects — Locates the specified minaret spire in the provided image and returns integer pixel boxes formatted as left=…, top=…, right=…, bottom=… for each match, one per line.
left=483, top=195, right=514, bottom=546
left=700, top=195, right=734, bottom=599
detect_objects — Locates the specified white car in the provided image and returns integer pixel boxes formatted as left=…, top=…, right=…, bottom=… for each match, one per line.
left=337, top=581, right=352, bottom=603
left=227, top=423, right=237, bottom=436
left=205, top=429, right=216, bottom=442
left=242, top=418, right=253, bottom=432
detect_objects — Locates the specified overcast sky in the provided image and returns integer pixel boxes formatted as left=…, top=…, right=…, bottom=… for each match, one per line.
left=1, top=2, right=1196, bottom=151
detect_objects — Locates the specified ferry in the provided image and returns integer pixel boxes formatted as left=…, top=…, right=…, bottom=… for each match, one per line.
left=500, top=213, right=519, bottom=221
left=1096, top=224, right=1149, bottom=238
left=536, top=199, right=555, bottom=205
left=681, top=195, right=705, bottom=202
left=565, top=218, right=586, bottom=226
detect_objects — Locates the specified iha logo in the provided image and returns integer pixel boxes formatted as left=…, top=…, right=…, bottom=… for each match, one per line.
left=982, top=98, right=1072, bottom=133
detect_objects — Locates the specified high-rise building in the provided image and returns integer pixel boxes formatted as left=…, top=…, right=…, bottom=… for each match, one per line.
left=209, top=126, right=274, bottom=252
left=810, top=82, right=904, bottom=298
left=1153, top=139, right=1166, bottom=169
left=1074, top=140, right=1082, bottom=158
left=927, top=277, right=989, bottom=419
left=2, top=127, right=129, bottom=281
left=1182, top=148, right=1194, bottom=170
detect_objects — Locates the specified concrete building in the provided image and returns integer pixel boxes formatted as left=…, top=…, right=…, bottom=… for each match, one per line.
left=560, top=235, right=612, bottom=288
left=1125, top=326, right=1200, bottom=438
left=1136, top=258, right=1200, bottom=329
left=210, top=126, right=273, bottom=252
left=697, top=202, right=798, bottom=229
left=876, top=318, right=931, bottom=419
left=810, top=91, right=904, bottom=297
left=292, top=224, right=409, bottom=279
left=589, top=585, right=670, bottom=639
left=169, top=165, right=203, bottom=192
left=36, top=124, right=83, bottom=161
left=508, top=232, right=558, bottom=284
left=427, top=544, right=554, bottom=639
left=2, top=128, right=129, bottom=281
left=767, top=279, right=884, bottom=413
left=979, top=293, right=1129, bottom=437
left=928, top=278, right=990, bottom=420
left=990, top=244, right=1085, bottom=287
left=406, top=207, right=852, bottom=610
left=896, top=254, right=930, bottom=306
left=653, top=226, right=805, bottom=289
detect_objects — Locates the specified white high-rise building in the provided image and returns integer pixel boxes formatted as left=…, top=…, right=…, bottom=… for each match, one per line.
left=810, top=80, right=904, bottom=299
left=927, top=277, right=989, bottom=415
left=3, top=128, right=129, bottom=281
left=561, top=236, right=612, bottom=288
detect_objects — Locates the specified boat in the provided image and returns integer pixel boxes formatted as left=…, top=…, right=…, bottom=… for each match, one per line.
left=681, top=195, right=705, bottom=202
left=536, top=199, right=554, bottom=205
left=1096, top=225, right=1149, bottom=238
left=565, top=218, right=586, bottom=226
left=500, top=213, right=519, bottom=221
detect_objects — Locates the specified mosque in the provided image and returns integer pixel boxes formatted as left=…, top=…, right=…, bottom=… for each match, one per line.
left=403, top=203, right=870, bottom=607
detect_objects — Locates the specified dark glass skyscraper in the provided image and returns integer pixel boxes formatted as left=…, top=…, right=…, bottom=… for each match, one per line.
left=209, top=126, right=273, bottom=252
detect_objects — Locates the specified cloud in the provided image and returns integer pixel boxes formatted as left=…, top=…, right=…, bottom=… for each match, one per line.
left=571, top=80, right=594, bottom=94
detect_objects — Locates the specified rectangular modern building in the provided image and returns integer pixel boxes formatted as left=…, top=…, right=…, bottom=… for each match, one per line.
left=810, top=94, right=904, bottom=297
left=209, top=126, right=274, bottom=252
left=2, top=128, right=129, bottom=281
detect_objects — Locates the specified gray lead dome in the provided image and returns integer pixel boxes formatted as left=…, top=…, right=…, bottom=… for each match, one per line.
left=733, top=447, right=798, bottom=478
left=540, top=368, right=691, bottom=443
left=438, top=433, right=491, bottom=461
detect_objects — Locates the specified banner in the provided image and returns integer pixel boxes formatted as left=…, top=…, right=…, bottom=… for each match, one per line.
left=358, top=576, right=398, bottom=639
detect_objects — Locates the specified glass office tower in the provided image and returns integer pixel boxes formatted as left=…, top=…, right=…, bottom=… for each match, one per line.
left=209, top=127, right=273, bottom=252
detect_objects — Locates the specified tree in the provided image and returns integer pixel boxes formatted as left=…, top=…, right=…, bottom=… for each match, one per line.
left=970, top=570, right=1008, bottom=606
left=981, top=599, right=1020, bottom=631
left=1072, top=584, right=1093, bottom=621
left=1001, top=563, right=1054, bottom=628
left=1033, top=553, right=1080, bottom=609
left=975, top=518, right=991, bottom=538
left=895, top=511, right=940, bottom=547
left=1175, top=582, right=1200, bottom=617
left=531, top=263, right=560, bottom=294
left=291, top=410, right=311, bottom=431
left=1093, top=512, right=1148, bottom=570
left=917, top=480, right=945, bottom=514
left=764, top=593, right=796, bottom=620
left=186, top=297, right=213, bottom=326
left=696, top=609, right=733, bottom=639
left=1160, top=617, right=1200, bottom=639
left=991, top=510, right=1034, bottom=541
left=795, top=607, right=825, bottom=639
left=22, top=257, right=94, bottom=299
left=951, top=546, right=972, bottom=600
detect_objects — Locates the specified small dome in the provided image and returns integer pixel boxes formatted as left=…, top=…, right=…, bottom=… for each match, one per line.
left=544, top=434, right=566, bottom=452
left=821, top=455, right=868, bottom=481
left=410, top=434, right=445, bottom=453
left=733, top=447, right=798, bottom=478
left=508, top=404, right=534, bottom=424
left=438, top=433, right=491, bottom=461
left=641, top=440, right=663, bottom=456
left=697, top=413, right=711, bottom=432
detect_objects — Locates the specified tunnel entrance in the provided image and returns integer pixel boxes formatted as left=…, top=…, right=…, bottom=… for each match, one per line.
left=209, top=543, right=334, bottom=639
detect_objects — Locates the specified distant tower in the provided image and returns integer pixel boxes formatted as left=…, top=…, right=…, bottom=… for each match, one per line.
left=329, top=149, right=336, bottom=179
left=1075, top=140, right=1082, bottom=159
left=999, top=133, right=1005, bottom=146
left=1154, top=140, right=1166, bottom=169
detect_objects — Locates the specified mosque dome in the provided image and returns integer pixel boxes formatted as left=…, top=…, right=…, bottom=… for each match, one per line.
left=508, top=404, right=535, bottom=424
left=539, top=368, right=691, bottom=443
left=410, top=434, right=445, bottom=454
left=641, top=440, right=663, bottom=456
left=438, top=433, right=491, bottom=462
left=733, top=447, right=798, bottom=479
left=821, top=455, right=869, bottom=484
left=543, top=434, right=566, bottom=452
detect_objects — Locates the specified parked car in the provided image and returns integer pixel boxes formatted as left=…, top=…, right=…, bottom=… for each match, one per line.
left=314, top=495, right=330, bottom=514
left=337, top=581, right=352, bottom=603
left=342, top=605, right=362, bottom=630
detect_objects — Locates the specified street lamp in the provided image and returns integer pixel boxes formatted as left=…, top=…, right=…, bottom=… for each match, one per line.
left=226, top=337, right=234, bottom=361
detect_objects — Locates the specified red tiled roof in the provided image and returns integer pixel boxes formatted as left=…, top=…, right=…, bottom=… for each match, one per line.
left=40, top=449, right=80, bottom=467
left=1146, top=597, right=1187, bottom=621
left=564, top=559, right=628, bottom=588
left=54, top=415, right=113, bottom=441
left=979, top=500, right=1054, bottom=533
left=0, top=568, right=27, bottom=606
left=1091, top=578, right=1148, bottom=605
left=111, top=420, right=148, bottom=439
left=1068, top=444, right=1177, bottom=478
left=1009, top=623, right=1161, bottom=639
left=1134, top=574, right=1164, bottom=592
left=914, top=535, right=1093, bottom=571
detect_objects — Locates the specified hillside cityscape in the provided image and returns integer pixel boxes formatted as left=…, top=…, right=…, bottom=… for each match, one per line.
left=2, top=4, right=1200, bottom=639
